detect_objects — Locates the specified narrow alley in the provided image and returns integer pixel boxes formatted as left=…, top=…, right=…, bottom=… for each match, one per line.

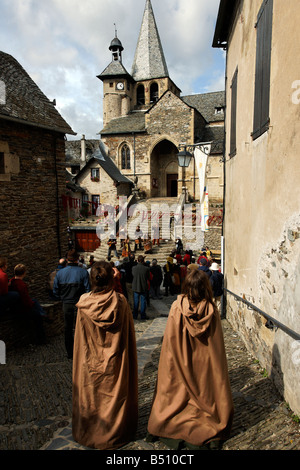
left=0, top=294, right=299, bottom=453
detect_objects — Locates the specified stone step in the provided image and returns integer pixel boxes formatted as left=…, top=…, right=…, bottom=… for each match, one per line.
left=81, top=238, right=178, bottom=266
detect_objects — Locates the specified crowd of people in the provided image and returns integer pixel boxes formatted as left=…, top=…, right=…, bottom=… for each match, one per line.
left=0, top=237, right=232, bottom=451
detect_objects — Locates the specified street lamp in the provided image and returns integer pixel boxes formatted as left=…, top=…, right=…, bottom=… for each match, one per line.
left=176, top=142, right=215, bottom=202
left=177, top=149, right=193, bottom=167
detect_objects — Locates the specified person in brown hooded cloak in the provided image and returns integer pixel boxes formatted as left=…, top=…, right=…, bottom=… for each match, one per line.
left=147, top=269, right=234, bottom=450
left=72, top=260, right=138, bottom=450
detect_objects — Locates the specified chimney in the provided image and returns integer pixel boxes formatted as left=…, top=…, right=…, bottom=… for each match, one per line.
left=80, top=135, right=86, bottom=169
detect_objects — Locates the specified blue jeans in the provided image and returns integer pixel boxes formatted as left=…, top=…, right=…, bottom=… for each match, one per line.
left=108, top=248, right=119, bottom=258
left=32, top=299, right=46, bottom=317
left=133, top=292, right=147, bottom=319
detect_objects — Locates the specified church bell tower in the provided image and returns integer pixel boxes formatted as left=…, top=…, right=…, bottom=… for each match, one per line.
left=97, top=29, right=133, bottom=126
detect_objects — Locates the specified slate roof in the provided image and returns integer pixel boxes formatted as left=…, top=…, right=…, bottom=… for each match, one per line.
left=75, top=142, right=134, bottom=185
left=100, top=112, right=146, bottom=135
left=131, top=0, right=169, bottom=81
left=0, top=51, right=75, bottom=135
left=200, top=125, right=225, bottom=154
left=66, top=170, right=86, bottom=194
left=65, top=139, right=100, bottom=164
left=212, top=0, right=240, bottom=48
left=97, top=60, right=132, bottom=81
left=100, top=91, right=225, bottom=136
left=182, top=91, right=225, bottom=123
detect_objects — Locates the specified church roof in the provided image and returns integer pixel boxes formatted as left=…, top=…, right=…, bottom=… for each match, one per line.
left=100, top=112, right=146, bottom=135
left=98, top=60, right=131, bottom=81
left=0, top=51, right=75, bottom=135
left=182, top=91, right=225, bottom=123
left=131, top=0, right=169, bottom=81
left=200, top=125, right=224, bottom=154
left=100, top=92, right=225, bottom=136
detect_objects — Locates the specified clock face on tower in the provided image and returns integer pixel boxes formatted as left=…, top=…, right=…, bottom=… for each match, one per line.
left=116, top=82, right=124, bottom=90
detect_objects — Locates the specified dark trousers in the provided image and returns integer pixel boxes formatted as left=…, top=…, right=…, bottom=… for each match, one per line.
left=133, top=292, right=147, bottom=319
left=63, top=303, right=77, bottom=358
left=0, top=291, right=20, bottom=314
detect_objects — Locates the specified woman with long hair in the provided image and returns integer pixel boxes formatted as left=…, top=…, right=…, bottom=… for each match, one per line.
left=147, top=269, right=234, bottom=450
left=72, top=260, right=138, bottom=450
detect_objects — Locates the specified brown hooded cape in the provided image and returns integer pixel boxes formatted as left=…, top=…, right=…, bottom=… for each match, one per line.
left=72, top=289, right=138, bottom=450
left=147, top=295, right=234, bottom=447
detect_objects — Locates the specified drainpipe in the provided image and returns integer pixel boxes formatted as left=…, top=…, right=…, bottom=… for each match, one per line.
left=221, top=45, right=228, bottom=318
left=132, top=132, right=136, bottom=178
left=53, top=133, right=62, bottom=258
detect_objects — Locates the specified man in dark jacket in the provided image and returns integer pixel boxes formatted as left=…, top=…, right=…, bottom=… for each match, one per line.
left=209, top=262, right=224, bottom=312
left=132, top=255, right=150, bottom=320
left=53, top=250, right=90, bottom=358
left=123, top=253, right=137, bottom=309
left=198, top=258, right=212, bottom=278
left=150, top=259, right=163, bottom=299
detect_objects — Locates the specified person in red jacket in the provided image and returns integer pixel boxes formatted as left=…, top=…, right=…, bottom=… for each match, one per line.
left=197, top=251, right=208, bottom=265
left=9, top=264, right=46, bottom=344
left=182, top=251, right=191, bottom=266
left=0, top=257, right=20, bottom=313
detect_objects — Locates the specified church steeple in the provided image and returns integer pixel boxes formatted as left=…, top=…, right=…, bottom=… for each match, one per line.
left=131, top=0, right=169, bottom=81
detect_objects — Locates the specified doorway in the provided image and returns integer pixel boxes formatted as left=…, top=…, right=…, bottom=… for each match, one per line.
left=167, top=174, right=178, bottom=197
left=92, top=195, right=100, bottom=215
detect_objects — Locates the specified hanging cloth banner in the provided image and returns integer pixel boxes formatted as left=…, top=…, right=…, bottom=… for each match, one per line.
left=194, top=145, right=211, bottom=231
left=200, top=189, right=209, bottom=232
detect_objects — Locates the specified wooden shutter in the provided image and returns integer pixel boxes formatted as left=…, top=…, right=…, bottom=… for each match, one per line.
left=252, top=0, right=273, bottom=140
left=230, top=68, right=238, bottom=157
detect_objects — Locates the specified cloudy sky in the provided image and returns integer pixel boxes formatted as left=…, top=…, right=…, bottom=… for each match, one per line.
left=0, top=0, right=224, bottom=140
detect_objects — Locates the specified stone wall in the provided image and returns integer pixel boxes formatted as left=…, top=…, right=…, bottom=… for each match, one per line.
left=0, top=121, right=69, bottom=301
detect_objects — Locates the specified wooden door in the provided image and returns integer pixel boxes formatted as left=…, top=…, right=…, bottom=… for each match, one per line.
left=167, top=174, right=178, bottom=197
left=75, top=231, right=101, bottom=252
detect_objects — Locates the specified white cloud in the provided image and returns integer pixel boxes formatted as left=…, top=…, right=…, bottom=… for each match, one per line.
left=0, top=0, right=224, bottom=139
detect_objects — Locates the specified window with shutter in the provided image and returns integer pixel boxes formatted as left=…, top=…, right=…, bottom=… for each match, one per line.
left=230, top=68, right=238, bottom=157
left=252, top=0, right=273, bottom=140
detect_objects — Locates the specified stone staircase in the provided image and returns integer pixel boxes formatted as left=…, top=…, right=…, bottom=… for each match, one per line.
left=88, top=238, right=176, bottom=266
left=79, top=196, right=205, bottom=265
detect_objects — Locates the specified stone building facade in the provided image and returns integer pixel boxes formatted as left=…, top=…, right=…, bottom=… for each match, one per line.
left=65, top=137, right=133, bottom=215
left=0, top=51, right=75, bottom=300
left=74, top=143, right=133, bottom=208
left=213, top=0, right=300, bottom=414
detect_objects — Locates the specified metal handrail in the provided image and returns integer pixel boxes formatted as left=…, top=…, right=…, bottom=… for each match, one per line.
left=224, top=288, right=300, bottom=341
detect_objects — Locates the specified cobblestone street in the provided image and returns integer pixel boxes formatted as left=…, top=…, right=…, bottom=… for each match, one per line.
left=0, top=294, right=299, bottom=452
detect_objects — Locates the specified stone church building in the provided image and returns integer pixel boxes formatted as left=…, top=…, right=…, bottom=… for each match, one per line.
left=68, top=0, right=224, bottom=210
left=97, top=0, right=224, bottom=202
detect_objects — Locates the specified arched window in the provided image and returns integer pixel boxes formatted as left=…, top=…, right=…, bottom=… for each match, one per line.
left=137, top=85, right=145, bottom=105
left=150, top=82, right=159, bottom=103
left=121, top=144, right=131, bottom=169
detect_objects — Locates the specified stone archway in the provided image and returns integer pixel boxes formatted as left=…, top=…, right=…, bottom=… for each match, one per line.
left=150, top=139, right=179, bottom=197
